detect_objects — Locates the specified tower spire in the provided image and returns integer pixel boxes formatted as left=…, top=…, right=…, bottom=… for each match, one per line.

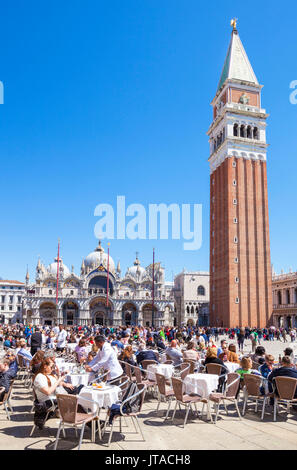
left=216, top=21, right=258, bottom=93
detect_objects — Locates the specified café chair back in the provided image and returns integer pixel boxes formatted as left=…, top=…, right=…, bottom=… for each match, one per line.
left=242, top=374, right=270, bottom=420
left=106, top=383, right=147, bottom=447
left=54, top=394, right=99, bottom=450
left=155, top=372, right=175, bottom=420
left=205, top=363, right=223, bottom=376
left=273, top=376, right=297, bottom=421
left=0, top=380, right=14, bottom=420
left=171, top=377, right=203, bottom=427
left=209, top=373, right=241, bottom=423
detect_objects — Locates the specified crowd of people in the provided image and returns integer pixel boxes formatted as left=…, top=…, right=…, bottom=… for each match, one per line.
left=1, top=321, right=297, bottom=436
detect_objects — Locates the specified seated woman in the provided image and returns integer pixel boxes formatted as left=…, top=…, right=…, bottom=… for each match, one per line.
left=183, top=341, right=200, bottom=362
left=33, top=358, right=67, bottom=404
left=34, top=358, right=84, bottom=401
left=203, top=347, right=226, bottom=391
left=75, top=339, right=88, bottom=363
left=218, top=344, right=240, bottom=363
left=204, top=347, right=225, bottom=368
left=118, top=345, right=137, bottom=366
left=30, top=350, right=45, bottom=375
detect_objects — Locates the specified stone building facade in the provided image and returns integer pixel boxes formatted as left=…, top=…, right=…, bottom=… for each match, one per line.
left=272, top=271, right=297, bottom=328
left=173, top=271, right=209, bottom=326
left=23, top=241, right=175, bottom=327
left=0, top=280, right=25, bottom=324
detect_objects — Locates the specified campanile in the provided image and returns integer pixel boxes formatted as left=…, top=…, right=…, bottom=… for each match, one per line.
left=207, top=22, right=272, bottom=328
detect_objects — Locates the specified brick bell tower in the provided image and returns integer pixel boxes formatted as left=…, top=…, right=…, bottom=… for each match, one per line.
left=207, top=21, right=272, bottom=328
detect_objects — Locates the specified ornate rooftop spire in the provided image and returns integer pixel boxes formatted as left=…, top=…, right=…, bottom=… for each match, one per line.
left=134, top=251, right=140, bottom=266
left=95, top=240, right=104, bottom=253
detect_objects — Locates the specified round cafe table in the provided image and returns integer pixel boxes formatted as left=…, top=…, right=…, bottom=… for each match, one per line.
left=78, top=384, right=122, bottom=412
left=184, top=373, right=219, bottom=398
left=65, top=372, right=90, bottom=387
left=147, top=363, right=174, bottom=381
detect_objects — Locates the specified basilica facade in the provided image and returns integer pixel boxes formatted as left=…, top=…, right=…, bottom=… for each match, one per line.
left=23, top=241, right=175, bottom=327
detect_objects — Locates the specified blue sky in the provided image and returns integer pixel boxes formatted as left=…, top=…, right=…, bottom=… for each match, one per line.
left=0, top=0, right=296, bottom=282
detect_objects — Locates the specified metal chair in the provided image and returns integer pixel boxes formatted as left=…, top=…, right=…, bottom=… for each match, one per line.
left=242, top=374, right=271, bottom=420
left=179, top=363, right=191, bottom=381
left=205, top=363, right=224, bottom=375
left=171, top=377, right=204, bottom=427
left=133, top=366, right=156, bottom=395
left=183, top=359, right=196, bottom=374
left=155, top=372, right=175, bottom=420
left=141, top=359, right=158, bottom=370
left=105, top=383, right=147, bottom=447
left=273, top=376, right=297, bottom=421
left=54, top=394, right=99, bottom=450
left=209, top=372, right=241, bottom=423
left=0, top=380, right=14, bottom=420
left=30, top=396, right=57, bottom=436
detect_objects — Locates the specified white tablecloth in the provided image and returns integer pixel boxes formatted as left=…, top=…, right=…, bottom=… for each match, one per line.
left=224, top=362, right=240, bottom=373
left=147, top=363, right=174, bottom=381
left=65, top=372, right=90, bottom=387
left=184, top=373, right=219, bottom=398
left=78, top=385, right=121, bottom=411
left=66, top=343, right=78, bottom=352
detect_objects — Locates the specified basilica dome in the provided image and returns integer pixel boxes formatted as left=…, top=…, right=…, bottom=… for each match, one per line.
left=47, top=258, right=71, bottom=277
left=84, top=241, right=115, bottom=274
left=126, top=256, right=146, bottom=280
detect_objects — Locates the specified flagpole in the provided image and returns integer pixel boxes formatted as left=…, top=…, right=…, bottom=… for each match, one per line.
left=56, top=239, right=60, bottom=306
left=152, top=248, right=155, bottom=327
left=106, top=242, right=110, bottom=308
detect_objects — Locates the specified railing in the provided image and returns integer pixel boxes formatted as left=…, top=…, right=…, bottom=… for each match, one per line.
left=272, top=272, right=297, bottom=281
left=273, top=303, right=297, bottom=309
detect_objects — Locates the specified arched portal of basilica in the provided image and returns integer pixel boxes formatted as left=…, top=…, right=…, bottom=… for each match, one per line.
left=90, top=297, right=112, bottom=326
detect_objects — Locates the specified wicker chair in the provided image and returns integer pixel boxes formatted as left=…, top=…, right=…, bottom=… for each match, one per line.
left=54, top=394, right=99, bottom=450
left=105, top=384, right=146, bottom=447
left=209, top=373, right=241, bottom=423
left=205, top=363, right=224, bottom=376
left=179, top=363, right=190, bottom=381
left=0, top=380, right=14, bottom=420
left=242, top=374, right=271, bottom=420
left=133, top=366, right=156, bottom=395
left=272, top=376, right=297, bottom=421
left=141, top=359, right=158, bottom=370
left=171, top=377, right=205, bottom=427
left=183, top=359, right=196, bottom=374
left=155, top=372, right=175, bottom=420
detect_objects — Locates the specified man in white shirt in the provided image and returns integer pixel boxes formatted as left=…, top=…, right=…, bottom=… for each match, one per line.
left=85, top=335, right=123, bottom=382
left=56, top=324, right=68, bottom=352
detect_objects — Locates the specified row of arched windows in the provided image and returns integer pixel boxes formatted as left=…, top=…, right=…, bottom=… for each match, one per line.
left=233, top=124, right=259, bottom=140
left=277, top=289, right=297, bottom=305
left=186, top=305, right=199, bottom=314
